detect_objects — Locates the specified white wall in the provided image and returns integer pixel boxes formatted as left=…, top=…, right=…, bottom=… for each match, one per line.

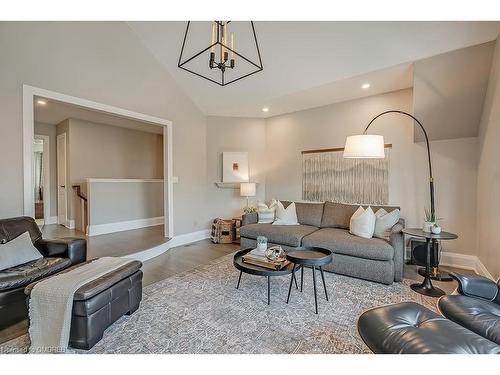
left=477, top=36, right=500, bottom=279
left=0, top=22, right=208, bottom=236
left=265, top=89, right=478, bottom=256
left=206, top=116, right=267, bottom=220
left=413, top=42, right=494, bottom=141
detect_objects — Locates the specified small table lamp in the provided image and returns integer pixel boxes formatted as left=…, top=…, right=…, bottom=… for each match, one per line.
left=240, top=182, right=256, bottom=208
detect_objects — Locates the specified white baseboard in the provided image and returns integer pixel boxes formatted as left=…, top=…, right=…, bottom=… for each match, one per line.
left=440, top=251, right=494, bottom=280
left=123, top=241, right=170, bottom=262
left=122, top=229, right=210, bottom=262
left=66, top=219, right=75, bottom=229
left=440, top=251, right=477, bottom=271
left=167, top=229, right=210, bottom=248
left=44, top=216, right=58, bottom=225
left=88, top=216, right=164, bottom=237
left=475, top=257, right=494, bottom=280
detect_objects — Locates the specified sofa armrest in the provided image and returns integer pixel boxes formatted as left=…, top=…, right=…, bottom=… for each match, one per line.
left=449, top=272, right=498, bottom=301
left=390, top=218, right=405, bottom=282
left=35, top=237, right=87, bottom=266
left=242, top=212, right=258, bottom=226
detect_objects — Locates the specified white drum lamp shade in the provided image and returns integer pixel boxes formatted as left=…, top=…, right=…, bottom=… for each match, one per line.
left=240, top=182, right=256, bottom=208
left=343, top=134, right=385, bottom=159
left=240, top=182, right=256, bottom=197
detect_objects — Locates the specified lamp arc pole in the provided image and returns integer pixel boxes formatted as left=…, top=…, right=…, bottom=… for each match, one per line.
left=363, top=110, right=434, bottom=220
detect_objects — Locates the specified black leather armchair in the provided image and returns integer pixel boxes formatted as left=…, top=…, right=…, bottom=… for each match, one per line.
left=357, top=272, right=500, bottom=353
left=438, top=273, right=500, bottom=345
left=0, top=216, right=87, bottom=329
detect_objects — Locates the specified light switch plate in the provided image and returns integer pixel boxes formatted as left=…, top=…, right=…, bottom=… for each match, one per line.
left=172, top=176, right=179, bottom=183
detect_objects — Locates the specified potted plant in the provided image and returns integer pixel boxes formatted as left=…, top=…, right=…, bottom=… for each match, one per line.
left=431, top=222, right=442, bottom=234
left=423, top=208, right=436, bottom=232
left=243, top=206, right=257, bottom=215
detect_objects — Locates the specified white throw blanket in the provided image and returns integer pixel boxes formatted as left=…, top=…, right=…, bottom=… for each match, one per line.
left=28, top=257, right=134, bottom=353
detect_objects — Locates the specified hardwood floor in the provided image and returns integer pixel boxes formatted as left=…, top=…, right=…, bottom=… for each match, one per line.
left=141, top=240, right=237, bottom=286
left=40, top=224, right=169, bottom=259
left=403, top=263, right=476, bottom=294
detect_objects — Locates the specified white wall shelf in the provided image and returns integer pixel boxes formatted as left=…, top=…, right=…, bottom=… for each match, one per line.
left=215, top=182, right=240, bottom=189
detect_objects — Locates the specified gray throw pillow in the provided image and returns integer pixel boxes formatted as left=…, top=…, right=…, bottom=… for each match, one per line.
left=0, top=231, right=43, bottom=271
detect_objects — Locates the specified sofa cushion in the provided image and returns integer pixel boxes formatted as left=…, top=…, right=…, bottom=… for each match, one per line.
left=282, top=201, right=324, bottom=227
left=302, top=227, right=394, bottom=261
left=240, top=223, right=319, bottom=247
left=439, top=295, right=500, bottom=345
left=0, top=257, right=71, bottom=291
left=321, top=202, right=400, bottom=229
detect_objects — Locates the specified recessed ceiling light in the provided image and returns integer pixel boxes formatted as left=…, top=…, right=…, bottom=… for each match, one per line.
left=36, top=99, right=47, bottom=105
left=262, top=107, right=269, bottom=112
left=361, top=83, right=370, bottom=89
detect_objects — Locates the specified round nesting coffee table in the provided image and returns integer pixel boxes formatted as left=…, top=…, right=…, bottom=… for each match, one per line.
left=285, top=248, right=333, bottom=314
left=233, top=248, right=296, bottom=305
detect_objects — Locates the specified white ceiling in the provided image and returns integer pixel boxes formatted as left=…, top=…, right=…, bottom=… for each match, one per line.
left=34, top=97, right=163, bottom=134
left=128, top=21, right=500, bottom=118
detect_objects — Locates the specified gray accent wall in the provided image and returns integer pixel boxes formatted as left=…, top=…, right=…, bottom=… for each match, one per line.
left=0, top=22, right=208, bottom=235
left=477, top=36, right=500, bottom=279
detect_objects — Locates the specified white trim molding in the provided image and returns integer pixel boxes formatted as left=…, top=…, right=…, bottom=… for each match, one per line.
left=88, top=216, right=164, bottom=237
left=167, top=230, right=211, bottom=248
left=34, top=134, right=51, bottom=223
left=23, top=85, right=174, bottom=238
left=86, top=178, right=163, bottom=183
left=45, top=216, right=58, bottom=225
left=122, top=229, right=211, bottom=262
left=440, top=251, right=494, bottom=280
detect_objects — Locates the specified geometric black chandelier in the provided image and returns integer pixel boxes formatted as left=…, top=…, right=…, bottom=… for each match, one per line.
left=178, top=21, right=263, bottom=86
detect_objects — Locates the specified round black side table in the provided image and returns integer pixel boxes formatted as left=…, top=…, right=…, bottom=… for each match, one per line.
left=402, top=228, right=458, bottom=297
left=233, top=248, right=296, bottom=305
left=286, top=248, right=333, bottom=314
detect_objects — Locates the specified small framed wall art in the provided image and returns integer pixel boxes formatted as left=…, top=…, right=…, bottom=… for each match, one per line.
left=222, top=152, right=249, bottom=183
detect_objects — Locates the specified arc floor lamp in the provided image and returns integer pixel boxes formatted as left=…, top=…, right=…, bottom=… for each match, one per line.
left=343, top=110, right=435, bottom=219
left=343, top=110, right=455, bottom=294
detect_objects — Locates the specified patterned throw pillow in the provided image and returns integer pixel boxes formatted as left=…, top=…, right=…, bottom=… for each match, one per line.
left=257, top=200, right=278, bottom=224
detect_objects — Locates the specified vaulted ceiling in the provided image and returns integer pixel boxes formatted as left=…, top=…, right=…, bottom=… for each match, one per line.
left=128, top=21, right=500, bottom=118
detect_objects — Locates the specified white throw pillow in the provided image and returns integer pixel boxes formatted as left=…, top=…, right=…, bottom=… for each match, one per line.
left=272, top=201, right=299, bottom=225
left=374, top=208, right=401, bottom=240
left=257, top=200, right=278, bottom=224
left=349, top=206, right=376, bottom=239
left=0, top=231, right=43, bottom=271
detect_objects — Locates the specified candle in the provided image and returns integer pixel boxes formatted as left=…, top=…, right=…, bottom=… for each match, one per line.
left=210, top=22, right=216, bottom=53
left=231, top=32, right=234, bottom=59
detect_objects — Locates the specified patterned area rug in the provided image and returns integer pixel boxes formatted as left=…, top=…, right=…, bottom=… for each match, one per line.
left=1, top=253, right=437, bottom=354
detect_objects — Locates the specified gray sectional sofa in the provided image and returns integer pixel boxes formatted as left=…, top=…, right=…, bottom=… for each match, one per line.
left=240, top=201, right=405, bottom=285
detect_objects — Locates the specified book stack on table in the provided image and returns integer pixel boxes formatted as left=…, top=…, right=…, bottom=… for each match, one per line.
left=242, top=249, right=289, bottom=270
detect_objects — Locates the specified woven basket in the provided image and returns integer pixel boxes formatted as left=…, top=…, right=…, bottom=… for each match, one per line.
left=210, top=218, right=234, bottom=244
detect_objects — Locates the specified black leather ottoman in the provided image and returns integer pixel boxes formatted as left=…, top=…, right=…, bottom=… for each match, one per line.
left=357, top=302, right=500, bottom=354
left=26, top=259, right=143, bottom=350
